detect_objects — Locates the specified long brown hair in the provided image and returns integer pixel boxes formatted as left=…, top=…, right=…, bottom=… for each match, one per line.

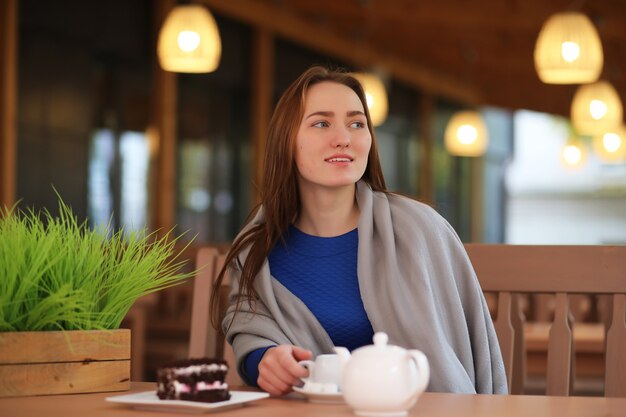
left=210, top=65, right=387, bottom=330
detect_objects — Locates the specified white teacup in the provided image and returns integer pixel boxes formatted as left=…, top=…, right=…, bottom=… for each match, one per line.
left=298, top=354, right=342, bottom=393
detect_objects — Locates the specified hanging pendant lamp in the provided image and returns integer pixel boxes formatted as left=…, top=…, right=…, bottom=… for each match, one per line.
left=444, top=111, right=488, bottom=157
left=560, top=137, right=587, bottom=168
left=571, top=81, right=623, bottom=136
left=352, top=73, right=388, bottom=127
left=592, top=125, right=626, bottom=163
left=157, top=5, right=221, bottom=73
left=534, top=11, right=603, bottom=84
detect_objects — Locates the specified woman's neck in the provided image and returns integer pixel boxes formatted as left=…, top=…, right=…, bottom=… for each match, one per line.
left=294, top=184, right=359, bottom=237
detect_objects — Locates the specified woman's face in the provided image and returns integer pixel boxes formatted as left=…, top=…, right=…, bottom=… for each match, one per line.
left=294, top=81, right=372, bottom=194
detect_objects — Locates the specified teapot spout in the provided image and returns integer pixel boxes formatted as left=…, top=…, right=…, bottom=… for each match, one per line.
left=334, top=346, right=351, bottom=370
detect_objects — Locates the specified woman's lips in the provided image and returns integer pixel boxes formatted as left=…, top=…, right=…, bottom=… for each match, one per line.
left=324, top=154, right=353, bottom=162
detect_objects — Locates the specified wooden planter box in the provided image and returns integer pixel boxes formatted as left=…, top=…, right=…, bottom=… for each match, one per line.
left=0, top=329, right=130, bottom=398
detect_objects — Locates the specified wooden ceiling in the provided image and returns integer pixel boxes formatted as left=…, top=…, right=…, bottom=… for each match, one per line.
left=201, top=0, right=626, bottom=117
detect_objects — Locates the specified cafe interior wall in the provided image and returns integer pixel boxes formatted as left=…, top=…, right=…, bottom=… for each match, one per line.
left=13, top=0, right=626, bottom=253
left=15, top=0, right=509, bottom=246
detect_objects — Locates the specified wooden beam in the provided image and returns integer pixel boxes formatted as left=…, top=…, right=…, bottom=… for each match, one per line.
left=251, top=29, right=273, bottom=205
left=284, top=0, right=626, bottom=38
left=471, top=157, right=484, bottom=242
left=150, top=0, right=177, bottom=232
left=0, top=0, right=18, bottom=208
left=283, top=0, right=548, bottom=34
left=418, top=93, right=434, bottom=204
left=198, top=0, right=481, bottom=105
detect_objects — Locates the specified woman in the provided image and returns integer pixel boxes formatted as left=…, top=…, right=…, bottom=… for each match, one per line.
left=210, top=66, right=507, bottom=396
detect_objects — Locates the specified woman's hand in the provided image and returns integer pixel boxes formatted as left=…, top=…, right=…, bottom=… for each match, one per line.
left=257, top=345, right=312, bottom=395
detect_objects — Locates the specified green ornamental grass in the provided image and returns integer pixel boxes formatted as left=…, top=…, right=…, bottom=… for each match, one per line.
left=0, top=198, right=195, bottom=332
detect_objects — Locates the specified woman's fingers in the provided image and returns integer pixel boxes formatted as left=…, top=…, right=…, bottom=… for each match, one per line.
left=257, top=345, right=311, bottom=395
left=277, top=348, right=310, bottom=381
left=292, top=346, right=313, bottom=362
left=258, top=360, right=296, bottom=388
left=257, top=373, right=288, bottom=395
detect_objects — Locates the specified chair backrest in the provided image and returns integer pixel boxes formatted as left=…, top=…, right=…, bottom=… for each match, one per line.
left=189, top=246, right=243, bottom=386
left=190, top=244, right=626, bottom=396
left=464, top=244, right=626, bottom=397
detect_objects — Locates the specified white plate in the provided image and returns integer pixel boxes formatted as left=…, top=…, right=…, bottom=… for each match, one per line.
left=292, top=386, right=344, bottom=404
left=106, top=390, right=270, bottom=414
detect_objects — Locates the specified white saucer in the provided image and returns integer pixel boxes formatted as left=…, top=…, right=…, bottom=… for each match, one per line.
left=106, top=390, right=269, bottom=414
left=292, top=386, right=344, bottom=404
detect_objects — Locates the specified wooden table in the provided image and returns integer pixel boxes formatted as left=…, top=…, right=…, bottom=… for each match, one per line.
left=2, top=382, right=625, bottom=417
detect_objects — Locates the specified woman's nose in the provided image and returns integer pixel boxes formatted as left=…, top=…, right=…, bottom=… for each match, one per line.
left=331, top=126, right=351, bottom=148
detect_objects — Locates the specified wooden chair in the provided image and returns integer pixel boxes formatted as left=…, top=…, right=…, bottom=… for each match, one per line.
left=189, top=244, right=626, bottom=396
left=189, top=246, right=243, bottom=386
left=464, top=244, right=626, bottom=397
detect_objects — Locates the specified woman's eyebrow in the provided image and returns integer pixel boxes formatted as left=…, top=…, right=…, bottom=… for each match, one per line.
left=305, top=110, right=365, bottom=119
left=305, top=111, right=334, bottom=119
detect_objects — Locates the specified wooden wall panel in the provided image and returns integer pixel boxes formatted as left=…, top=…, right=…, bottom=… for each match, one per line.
left=150, top=0, right=177, bottom=232
left=0, top=0, right=17, bottom=208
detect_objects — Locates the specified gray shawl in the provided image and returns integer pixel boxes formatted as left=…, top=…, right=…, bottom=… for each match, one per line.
left=223, top=181, right=508, bottom=394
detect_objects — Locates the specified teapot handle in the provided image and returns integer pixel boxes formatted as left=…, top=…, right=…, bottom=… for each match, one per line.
left=407, top=350, right=430, bottom=394
left=297, top=360, right=315, bottom=385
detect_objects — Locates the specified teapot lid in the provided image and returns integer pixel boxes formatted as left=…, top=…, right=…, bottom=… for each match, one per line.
left=353, top=331, right=401, bottom=360
left=373, top=332, right=389, bottom=347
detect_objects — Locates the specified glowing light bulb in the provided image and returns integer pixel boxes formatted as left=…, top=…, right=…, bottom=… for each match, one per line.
left=589, top=99, right=608, bottom=120
left=457, top=124, right=478, bottom=144
left=352, top=73, right=388, bottom=126
left=602, top=132, right=622, bottom=153
left=561, top=41, right=580, bottom=62
left=562, top=145, right=582, bottom=165
left=444, top=111, right=488, bottom=156
left=365, top=92, right=374, bottom=109
left=534, top=12, right=603, bottom=84
left=177, top=30, right=201, bottom=52
left=158, top=5, right=222, bottom=73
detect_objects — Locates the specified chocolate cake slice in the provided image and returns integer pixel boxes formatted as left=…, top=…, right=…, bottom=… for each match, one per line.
left=157, top=358, right=231, bottom=403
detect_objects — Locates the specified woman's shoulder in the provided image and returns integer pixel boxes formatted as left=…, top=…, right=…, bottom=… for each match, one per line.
left=377, top=191, right=446, bottom=223
left=370, top=190, right=459, bottom=244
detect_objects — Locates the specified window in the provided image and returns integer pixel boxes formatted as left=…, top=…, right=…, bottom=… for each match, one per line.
left=88, top=129, right=150, bottom=233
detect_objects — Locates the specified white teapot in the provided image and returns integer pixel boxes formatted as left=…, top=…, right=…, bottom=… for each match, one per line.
left=334, top=332, right=430, bottom=417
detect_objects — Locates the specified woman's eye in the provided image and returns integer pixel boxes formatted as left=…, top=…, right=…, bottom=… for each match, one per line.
left=350, top=121, right=366, bottom=128
left=312, top=121, right=329, bottom=128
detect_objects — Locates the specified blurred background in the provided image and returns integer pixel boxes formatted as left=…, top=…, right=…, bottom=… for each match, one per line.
left=1, top=0, right=625, bottom=386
